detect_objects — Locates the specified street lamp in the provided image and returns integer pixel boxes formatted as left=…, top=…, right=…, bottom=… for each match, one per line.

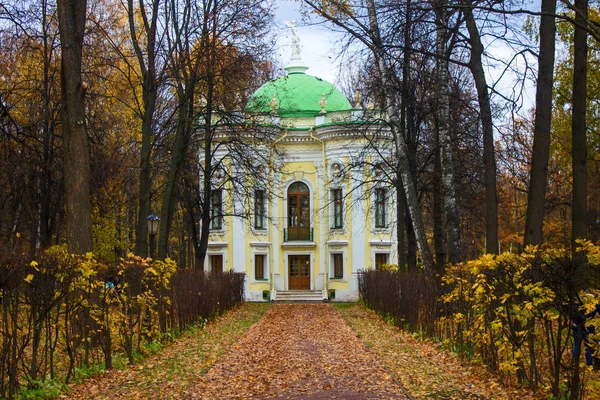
left=146, top=214, right=160, bottom=259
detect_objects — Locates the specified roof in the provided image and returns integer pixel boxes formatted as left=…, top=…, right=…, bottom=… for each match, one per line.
left=245, top=72, right=352, bottom=117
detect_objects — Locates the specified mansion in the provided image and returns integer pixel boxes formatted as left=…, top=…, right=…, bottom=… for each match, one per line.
left=204, top=41, right=397, bottom=302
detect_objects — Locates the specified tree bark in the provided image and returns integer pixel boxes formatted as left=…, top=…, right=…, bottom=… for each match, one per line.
left=571, top=0, right=588, bottom=259
left=366, top=0, right=434, bottom=271
left=570, top=2, right=588, bottom=397
left=435, top=1, right=461, bottom=264
left=57, top=0, right=93, bottom=254
left=157, top=93, right=194, bottom=260
left=523, top=0, right=556, bottom=247
left=433, top=137, right=446, bottom=268
left=129, top=0, right=161, bottom=258
left=464, top=3, right=499, bottom=255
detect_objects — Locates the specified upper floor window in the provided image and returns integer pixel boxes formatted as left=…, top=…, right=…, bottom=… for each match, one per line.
left=255, top=189, right=266, bottom=229
left=332, top=189, right=343, bottom=229
left=209, top=189, right=222, bottom=230
left=374, top=188, right=387, bottom=228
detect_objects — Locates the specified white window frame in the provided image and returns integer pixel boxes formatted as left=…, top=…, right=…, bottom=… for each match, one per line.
left=252, top=251, right=269, bottom=282
left=329, top=251, right=346, bottom=280
left=253, top=188, right=268, bottom=233
left=329, top=187, right=345, bottom=231
left=206, top=251, right=226, bottom=273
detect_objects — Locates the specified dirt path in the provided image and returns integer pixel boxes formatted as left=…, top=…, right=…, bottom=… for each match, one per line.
left=185, top=304, right=408, bottom=399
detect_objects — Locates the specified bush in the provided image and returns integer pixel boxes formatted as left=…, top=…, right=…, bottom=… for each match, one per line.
left=0, top=250, right=245, bottom=399
left=359, top=242, right=600, bottom=398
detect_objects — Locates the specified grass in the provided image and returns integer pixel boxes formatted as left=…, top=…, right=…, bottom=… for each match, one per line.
left=66, top=302, right=271, bottom=399
left=334, top=303, right=540, bottom=400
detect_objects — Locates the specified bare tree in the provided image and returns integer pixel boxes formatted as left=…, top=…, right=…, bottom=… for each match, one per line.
left=57, top=0, right=93, bottom=253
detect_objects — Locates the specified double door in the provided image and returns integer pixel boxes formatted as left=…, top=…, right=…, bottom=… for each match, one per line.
left=288, top=255, right=310, bottom=289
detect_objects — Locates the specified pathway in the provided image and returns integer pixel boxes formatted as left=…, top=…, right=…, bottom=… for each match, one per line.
left=185, top=304, right=408, bottom=399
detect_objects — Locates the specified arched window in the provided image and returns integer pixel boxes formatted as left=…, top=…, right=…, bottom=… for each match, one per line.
left=287, top=182, right=310, bottom=240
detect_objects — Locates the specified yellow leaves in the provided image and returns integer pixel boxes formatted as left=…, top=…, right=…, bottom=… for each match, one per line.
left=24, top=274, right=34, bottom=283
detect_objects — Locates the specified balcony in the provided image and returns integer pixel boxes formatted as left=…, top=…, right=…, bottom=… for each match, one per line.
left=284, top=227, right=313, bottom=242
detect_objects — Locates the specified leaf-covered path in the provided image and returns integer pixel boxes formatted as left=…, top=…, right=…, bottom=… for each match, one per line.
left=185, top=304, right=408, bottom=399
left=65, top=303, right=539, bottom=399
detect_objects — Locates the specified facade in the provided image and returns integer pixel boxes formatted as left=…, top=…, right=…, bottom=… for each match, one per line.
left=203, top=49, right=397, bottom=302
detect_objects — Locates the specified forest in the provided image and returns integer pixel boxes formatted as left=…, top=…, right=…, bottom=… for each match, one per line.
left=1, top=0, right=600, bottom=398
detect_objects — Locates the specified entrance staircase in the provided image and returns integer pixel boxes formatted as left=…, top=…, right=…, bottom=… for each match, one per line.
left=273, top=289, right=326, bottom=302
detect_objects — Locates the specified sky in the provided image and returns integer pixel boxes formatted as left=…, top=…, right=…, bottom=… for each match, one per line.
left=273, top=1, right=342, bottom=84
left=272, top=0, right=537, bottom=113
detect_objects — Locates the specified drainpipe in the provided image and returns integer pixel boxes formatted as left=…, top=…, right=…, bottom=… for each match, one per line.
left=309, top=127, right=328, bottom=299
left=270, top=127, right=288, bottom=299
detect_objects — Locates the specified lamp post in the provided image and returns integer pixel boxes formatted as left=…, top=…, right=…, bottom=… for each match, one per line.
left=146, top=214, right=160, bottom=259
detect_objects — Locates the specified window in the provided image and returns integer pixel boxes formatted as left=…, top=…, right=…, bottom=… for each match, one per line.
left=332, top=253, right=343, bottom=278
left=254, top=189, right=266, bottom=229
left=375, top=253, right=389, bottom=269
left=209, top=190, right=222, bottom=230
left=374, top=188, right=387, bottom=228
left=332, top=189, right=343, bottom=229
left=210, top=254, right=223, bottom=274
left=255, top=254, right=266, bottom=279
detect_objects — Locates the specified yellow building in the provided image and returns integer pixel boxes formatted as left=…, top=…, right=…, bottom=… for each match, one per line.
left=204, top=42, right=397, bottom=301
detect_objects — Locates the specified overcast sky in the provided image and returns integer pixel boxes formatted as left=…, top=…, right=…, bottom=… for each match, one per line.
left=272, top=0, right=537, bottom=112
left=273, top=1, right=343, bottom=85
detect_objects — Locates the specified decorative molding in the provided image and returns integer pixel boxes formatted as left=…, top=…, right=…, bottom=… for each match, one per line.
left=250, top=241, right=272, bottom=248
left=281, top=241, right=317, bottom=248
left=369, top=240, right=393, bottom=247
left=327, top=240, right=349, bottom=246
left=208, top=241, right=229, bottom=248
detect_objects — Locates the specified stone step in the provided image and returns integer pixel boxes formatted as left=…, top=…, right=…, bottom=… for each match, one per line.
left=273, top=290, right=325, bottom=302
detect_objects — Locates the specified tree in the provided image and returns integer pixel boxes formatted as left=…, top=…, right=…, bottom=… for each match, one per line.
left=462, top=0, right=498, bottom=255
left=523, top=0, right=557, bottom=247
left=57, top=0, right=94, bottom=253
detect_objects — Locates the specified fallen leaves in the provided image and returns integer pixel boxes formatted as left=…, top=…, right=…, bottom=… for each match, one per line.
left=185, top=304, right=408, bottom=399
left=336, top=304, right=542, bottom=400
left=64, top=303, right=270, bottom=399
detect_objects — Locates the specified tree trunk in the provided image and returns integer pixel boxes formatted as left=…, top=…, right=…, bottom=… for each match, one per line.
left=57, top=0, right=93, bottom=254
left=464, top=3, right=499, bottom=255
left=571, top=4, right=588, bottom=399
left=433, top=138, right=446, bottom=268
left=129, top=0, right=161, bottom=258
left=523, top=0, right=556, bottom=247
left=435, top=2, right=461, bottom=264
left=157, top=92, right=194, bottom=260
left=366, top=0, right=434, bottom=270
left=571, top=0, right=588, bottom=264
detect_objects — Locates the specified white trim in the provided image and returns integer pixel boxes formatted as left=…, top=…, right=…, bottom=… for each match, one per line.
left=328, top=186, right=346, bottom=233
left=371, top=249, right=391, bottom=270
left=327, top=240, right=348, bottom=246
left=251, top=251, right=269, bottom=283
left=283, top=177, right=315, bottom=236
left=369, top=240, right=393, bottom=247
left=281, top=241, right=316, bottom=248
left=329, top=249, right=347, bottom=281
left=208, top=241, right=229, bottom=248
left=250, top=241, right=272, bottom=247
left=371, top=185, right=392, bottom=233
left=251, top=187, right=269, bottom=233
left=206, top=251, right=227, bottom=273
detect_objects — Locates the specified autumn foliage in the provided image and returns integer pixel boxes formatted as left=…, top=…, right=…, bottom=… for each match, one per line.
left=359, top=242, right=600, bottom=398
left=0, top=249, right=244, bottom=398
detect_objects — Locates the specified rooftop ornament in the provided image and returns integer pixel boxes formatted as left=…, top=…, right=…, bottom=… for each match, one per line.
left=319, top=93, right=327, bottom=114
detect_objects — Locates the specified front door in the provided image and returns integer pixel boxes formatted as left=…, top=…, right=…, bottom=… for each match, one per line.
left=288, top=255, right=310, bottom=289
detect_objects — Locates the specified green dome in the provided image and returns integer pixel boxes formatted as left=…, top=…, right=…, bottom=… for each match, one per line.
left=246, top=72, right=352, bottom=117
